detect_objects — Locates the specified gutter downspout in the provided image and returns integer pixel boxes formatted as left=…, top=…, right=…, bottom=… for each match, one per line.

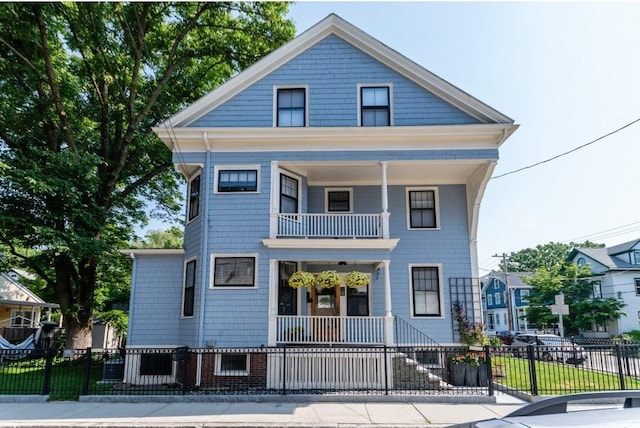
left=197, top=132, right=211, bottom=349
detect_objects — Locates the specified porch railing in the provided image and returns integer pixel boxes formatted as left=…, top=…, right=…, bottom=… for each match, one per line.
left=277, top=316, right=386, bottom=344
left=276, top=213, right=382, bottom=238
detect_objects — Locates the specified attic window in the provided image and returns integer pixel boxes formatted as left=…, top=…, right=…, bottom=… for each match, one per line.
left=634, top=250, right=640, bottom=265
left=277, top=88, right=306, bottom=127
left=360, top=86, right=390, bottom=126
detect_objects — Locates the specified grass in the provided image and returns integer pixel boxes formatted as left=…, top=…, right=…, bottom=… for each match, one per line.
left=493, top=355, right=640, bottom=395
left=0, top=357, right=114, bottom=400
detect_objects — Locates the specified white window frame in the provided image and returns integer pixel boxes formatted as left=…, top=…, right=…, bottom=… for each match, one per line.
left=494, top=292, right=501, bottom=305
left=214, top=165, right=261, bottom=194
left=487, top=294, right=493, bottom=306
left=357, top=83, right=394, bottom=126
left=9, top=309, right=32, bottom=327
left=181, top=257, right=197, bottom=318
left=635, top=278, right=640, bottom=296
left=520, top=289, right=530, bottom=303
left=634, top=250, right=640, bottom=265
left=408, top=263, right=444, bottom=319
left=405, top=187, right=440, bottom=230
left=324, top=187, right=353, bottom=213
left=210, top=254, right=258, bottom=289
left=273, top=85, right=309, bottom=128
left=278, top=169, right=302, bottom=214
left=215, top=353, right=250, bottom=376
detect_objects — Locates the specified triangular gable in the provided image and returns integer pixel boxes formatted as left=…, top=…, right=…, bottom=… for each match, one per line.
left=0, top=273, right=46, bottom=304
left=160, top=14, right=514, bottom=129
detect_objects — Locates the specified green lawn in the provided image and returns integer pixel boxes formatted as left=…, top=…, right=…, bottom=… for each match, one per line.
left=493, top=355, right=640, bottom=394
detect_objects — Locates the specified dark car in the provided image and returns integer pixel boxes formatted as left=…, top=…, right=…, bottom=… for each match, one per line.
left=495, top=330, right=517, bottom=345
left=511, top=333, right=585, bottom=363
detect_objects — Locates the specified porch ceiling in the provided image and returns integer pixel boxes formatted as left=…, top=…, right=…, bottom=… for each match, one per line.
left=284, top=160, right=490, bottom=186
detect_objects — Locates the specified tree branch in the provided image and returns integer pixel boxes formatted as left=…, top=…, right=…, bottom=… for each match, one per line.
left=33, top=4, right=77, bottom=154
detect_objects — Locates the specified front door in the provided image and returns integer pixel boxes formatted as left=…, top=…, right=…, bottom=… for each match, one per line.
left=310, top=285, right=341, bottom=341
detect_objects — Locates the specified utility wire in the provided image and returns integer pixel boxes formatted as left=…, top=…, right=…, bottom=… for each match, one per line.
left=492, top=117, right=640, bottom=179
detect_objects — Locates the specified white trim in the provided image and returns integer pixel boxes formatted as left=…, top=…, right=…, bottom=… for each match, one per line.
left=357, top=83, right=394, bottom=126
left=157, top=14, right=514, bottom=128
left=405, top=187, right=441, bottom=230
left=153, top=123, right=517, bottom=153
left=273, top=85, right=309, bottom=128
left=210, top=254, right=258, bottom=289
left=215, top=353, right=250, bottom=376
left=324, top=187, right=353, bottom=213
left=186, top=171, right=202, bottom=224
left=181, top=257, right=197, bottom=319
left=262, top=238, right=399, bottom=250
left=408, top=263, right=444, bottom=319
left=213, top=164, right=261, bottom=194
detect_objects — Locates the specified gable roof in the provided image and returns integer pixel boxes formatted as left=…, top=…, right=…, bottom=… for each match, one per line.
left=159, top=14, right=515, bottom=129
left=481, top=272, right=532, bottom=291
left=608, top=239, right=640, bottom=256
left=569, top=245, right=640, bottom=271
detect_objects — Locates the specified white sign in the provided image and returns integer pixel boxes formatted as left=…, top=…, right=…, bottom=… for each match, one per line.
left=550, top=304, right=569, bottom=315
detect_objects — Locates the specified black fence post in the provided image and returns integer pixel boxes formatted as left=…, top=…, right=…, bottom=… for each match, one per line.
left=281, top=345, right=287, bottom=396
left=81, top=348, right=92, bottom=396
left=383, top=345, right=389, bottom=395
left=527, top=344, right=538, bottom=396
left=485, top=345, right=494, bottom=396
left=615, top=343, right=626, bottom=390
left=41, top=348, right=54, bottom=395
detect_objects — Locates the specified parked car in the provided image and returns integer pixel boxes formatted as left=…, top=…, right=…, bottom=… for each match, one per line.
left=449, top=391, right=640, bottom=427
left=495, top=330, right=517, bottom=345
left=511, top=333, right=586, bottom=364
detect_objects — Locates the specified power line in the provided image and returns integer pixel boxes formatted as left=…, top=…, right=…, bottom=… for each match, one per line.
left=492, top=117, right=640, bottom=180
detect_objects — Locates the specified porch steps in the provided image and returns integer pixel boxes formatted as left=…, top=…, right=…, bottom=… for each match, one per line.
left=392, top=353, right=450, bottom=390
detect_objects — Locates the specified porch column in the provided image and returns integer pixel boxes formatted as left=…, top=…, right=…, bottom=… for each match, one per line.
left=269, top=161, right=279, bottom=238
left=380, top=161, right=390, bottom=239
left=383, top=260, right=394, bottom=345
left=267, top=259, right=278, bottom=346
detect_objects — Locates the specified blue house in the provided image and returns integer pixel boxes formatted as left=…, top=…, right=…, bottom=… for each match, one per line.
left=481, top=273, right=533, bottom=334
left=124, top=15, right=517, bottom=388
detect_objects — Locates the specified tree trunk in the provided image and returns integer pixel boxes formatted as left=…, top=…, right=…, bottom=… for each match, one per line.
left=64, top=317, right=93, bottom=350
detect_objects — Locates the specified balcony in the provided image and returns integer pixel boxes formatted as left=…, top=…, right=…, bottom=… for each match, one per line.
left=277, top=213, right=382, bottom=238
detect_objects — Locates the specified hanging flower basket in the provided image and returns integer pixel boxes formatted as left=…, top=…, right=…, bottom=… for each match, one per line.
left=288, top=271, right=316, bottom=289
left=344, top=271, right=368, bottom=288
left=316, top=270, right=341, bottom=289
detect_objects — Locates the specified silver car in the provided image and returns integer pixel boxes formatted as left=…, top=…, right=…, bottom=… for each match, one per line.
left=450, top=391, right=640, bottom=428
left=511, top=333, right=586, bottom=364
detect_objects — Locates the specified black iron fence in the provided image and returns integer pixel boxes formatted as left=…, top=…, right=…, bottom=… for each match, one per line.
left=3, top=342, right=640, bottom=400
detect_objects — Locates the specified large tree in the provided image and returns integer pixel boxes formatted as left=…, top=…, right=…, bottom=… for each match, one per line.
left=0, top=2, right=295, bottom=348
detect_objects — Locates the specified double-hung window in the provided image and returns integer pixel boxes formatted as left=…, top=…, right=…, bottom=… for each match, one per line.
left=212, top=256, right=256, bottom=288
left=635, top=279, right=640, bottom=296
left=183, top=259, right=196, bottom=317
left=361, top=86, right=390, bottom=126
left=326, top=188, right=352, bottom=213
left=187, top=174, right=201, bottom=222
left=10, top=310, right=32, bottom=327
left=410, top=265, right=442, bottom=317
left=277, top=88, right=305, bottom=127
left=407, top=188, right=439, bottom=229
left=280, top=174, right=299, bottom=214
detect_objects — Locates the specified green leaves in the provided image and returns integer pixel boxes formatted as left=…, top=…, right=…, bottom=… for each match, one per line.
left=0, top=2, right=295, bottom=346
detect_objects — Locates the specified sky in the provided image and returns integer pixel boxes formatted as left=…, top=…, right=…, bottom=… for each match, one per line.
left=286, top=1, right=640, bottom=273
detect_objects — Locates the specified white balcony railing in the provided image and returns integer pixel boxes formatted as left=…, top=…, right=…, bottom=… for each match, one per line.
left=277, top=213, right=382, bottom=238
left=277, top=316, right=386, bottom=345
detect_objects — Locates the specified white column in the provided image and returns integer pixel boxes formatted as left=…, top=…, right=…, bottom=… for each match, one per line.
left=269, top=161, right=279, bottom=238
left=380, top=161, right=390, bottom=239
left=383, top=260, right=394, bottom=345
left=267, top=259, right=279, bottom=346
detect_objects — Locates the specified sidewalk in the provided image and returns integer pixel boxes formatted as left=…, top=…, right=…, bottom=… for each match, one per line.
left=0, top=394, right=526, bottom=427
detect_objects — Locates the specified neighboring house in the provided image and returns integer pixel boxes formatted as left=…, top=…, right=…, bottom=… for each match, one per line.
left=0, top=271, right=59, bottom=342
left=568, top=239, right=640, bottom=337
left=481, top=273, right=533, bottom=334
left=124, top=15, right=517, bottom=387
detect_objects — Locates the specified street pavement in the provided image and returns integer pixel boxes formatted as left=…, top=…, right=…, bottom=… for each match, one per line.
left=0, top=393, right=526, bottom=427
